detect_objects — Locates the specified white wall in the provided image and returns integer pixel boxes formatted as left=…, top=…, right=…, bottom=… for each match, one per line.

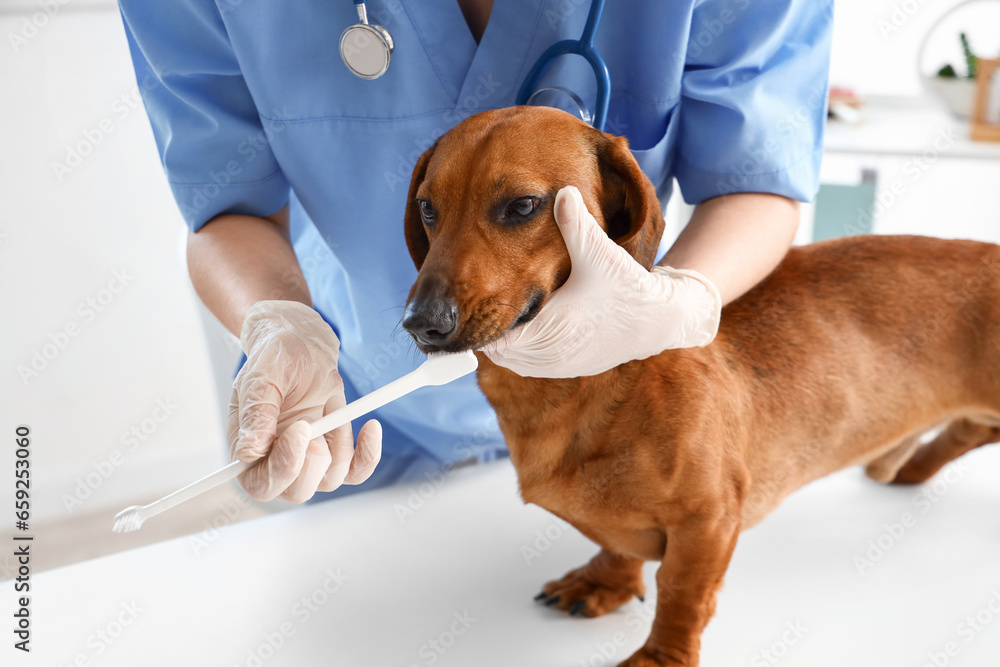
left=0, top=9, right=229, bottom=523
left=830, top=0, right=1000, bottom=96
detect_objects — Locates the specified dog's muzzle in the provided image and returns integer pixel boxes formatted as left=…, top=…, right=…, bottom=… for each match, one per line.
left=403, top=281, right=459, bottom=349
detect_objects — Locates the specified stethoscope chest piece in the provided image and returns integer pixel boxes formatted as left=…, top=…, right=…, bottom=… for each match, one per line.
left=340, top=2, right=394, bottom=80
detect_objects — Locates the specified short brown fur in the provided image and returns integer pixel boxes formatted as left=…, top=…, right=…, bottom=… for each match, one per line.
left=403, top=107, right=1000, bottom=666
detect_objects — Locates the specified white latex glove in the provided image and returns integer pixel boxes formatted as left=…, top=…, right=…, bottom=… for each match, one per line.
left=484, top=186, right=722, bottom=378
left=228, top=300, right=382, bottom=503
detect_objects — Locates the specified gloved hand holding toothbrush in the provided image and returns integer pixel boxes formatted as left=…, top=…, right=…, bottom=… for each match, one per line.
left=229, top=300, right=383, bottom=503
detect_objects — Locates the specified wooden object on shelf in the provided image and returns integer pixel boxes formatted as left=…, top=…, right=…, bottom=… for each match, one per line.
left=971, top=57, right=1000, bottom=142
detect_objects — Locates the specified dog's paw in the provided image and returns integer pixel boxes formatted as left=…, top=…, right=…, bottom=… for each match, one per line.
left=533, top=568, right=644, bottom=618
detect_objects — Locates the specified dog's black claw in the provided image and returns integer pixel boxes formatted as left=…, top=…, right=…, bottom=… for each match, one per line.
left=544, top=595, right=560, bottom=607
left=534, top=591, right=547, bottom=601
left=569, top=600, right=586, bottom=616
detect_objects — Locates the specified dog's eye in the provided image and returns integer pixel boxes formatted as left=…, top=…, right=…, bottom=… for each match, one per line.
left=508, top=198, right=537, bottom=218
left=417, top=199, right=437, bottom=228
left=493, top=195, right=546, bottom=227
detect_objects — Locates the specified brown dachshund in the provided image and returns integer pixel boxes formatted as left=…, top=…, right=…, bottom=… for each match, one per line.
left=400, top=106, right=1000, bottom=666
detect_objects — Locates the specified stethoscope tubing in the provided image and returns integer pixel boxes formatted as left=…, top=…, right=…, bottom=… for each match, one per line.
left=344, top=0, right=610, bottom=132
left=515, top=0, right=610, bottom=131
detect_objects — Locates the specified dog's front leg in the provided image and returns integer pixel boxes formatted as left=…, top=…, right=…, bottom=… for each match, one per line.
left=620, top=516, right=739, bottom=667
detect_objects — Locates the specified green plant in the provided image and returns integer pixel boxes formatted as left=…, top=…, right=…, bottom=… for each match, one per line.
left=935, top=32, right=980, bottom=79
left=937, top=63, right=958, bottom=78
left=961, top=32, right=978, bottom=78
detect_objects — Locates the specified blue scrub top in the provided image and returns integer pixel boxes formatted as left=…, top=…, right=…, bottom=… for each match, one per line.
left=119, top=0, right=832, bottom=484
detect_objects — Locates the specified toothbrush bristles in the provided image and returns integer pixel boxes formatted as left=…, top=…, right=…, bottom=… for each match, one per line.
left=112, top=511, right=143, bottom=534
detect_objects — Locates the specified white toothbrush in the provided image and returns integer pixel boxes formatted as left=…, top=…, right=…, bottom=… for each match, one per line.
left=112, top=351, right=478, bottom=533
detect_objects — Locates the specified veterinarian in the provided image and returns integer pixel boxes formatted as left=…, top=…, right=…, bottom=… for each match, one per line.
left=119, top=0, right=832, bottom=503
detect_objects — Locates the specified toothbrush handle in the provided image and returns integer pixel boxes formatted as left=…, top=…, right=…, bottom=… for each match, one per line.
left=140, top=352, right=478, bottom=521
left=142, top=459, right=253, bottom=520
left=307, top=351, right=478, bottom=439
left=141, top=393, right=371, bottom=518
left=138, top=397, right=372, bottom=521
left=307, top=368, right=428, bottom=440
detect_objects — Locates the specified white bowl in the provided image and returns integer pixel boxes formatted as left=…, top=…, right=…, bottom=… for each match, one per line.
left=923, top=76, right=977, bottom=118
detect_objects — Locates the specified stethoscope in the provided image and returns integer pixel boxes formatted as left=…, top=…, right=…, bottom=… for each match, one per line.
left=339, top=0, right=610, bottom=132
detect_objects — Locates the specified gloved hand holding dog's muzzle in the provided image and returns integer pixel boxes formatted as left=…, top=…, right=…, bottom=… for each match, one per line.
left=229, top=300, right=382, bottom=502
left=483, top=186, right=723, bottom=379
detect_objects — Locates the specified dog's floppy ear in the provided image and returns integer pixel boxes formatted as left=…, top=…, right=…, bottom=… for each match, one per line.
left=404, top=142, right=437, bottom=270
left=594, top=134, right=665, bottom=269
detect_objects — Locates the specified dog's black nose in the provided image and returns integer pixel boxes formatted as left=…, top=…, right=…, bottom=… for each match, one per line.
left=403, top=294, right=459, bottom=348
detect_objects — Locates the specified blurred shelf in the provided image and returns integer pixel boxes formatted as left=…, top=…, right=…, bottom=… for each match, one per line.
left=825, top=94, right=1000, bottom=160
